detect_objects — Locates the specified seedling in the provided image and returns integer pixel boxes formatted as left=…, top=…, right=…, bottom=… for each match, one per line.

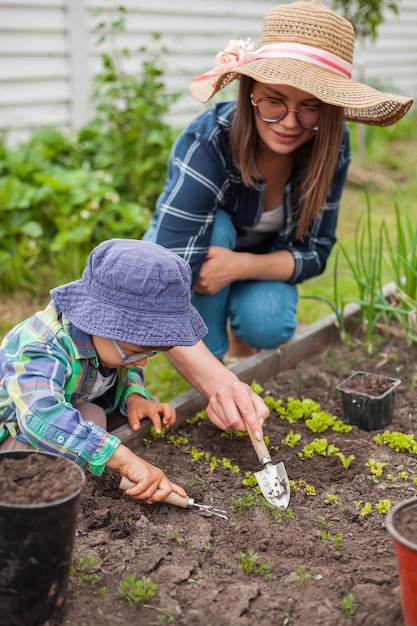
left=338, top=593, right=356, bottom=617
left=353, top=501, right=373, bottom=517
left=325, top=493, right=342, bottom=506
left=187, top=410, right=210, bottom=426
left=169, top=531, right=191, bottom=546
left=117, top=574, right=157, bottom=605
left=374, top=430, right=417, bottom=454
left=187, top=474, right=206, bottom=491
left=238, top=550, right=273, bottom=579
left=282, top=429, right=302, bottom=448
left=70, top=553, right=104, bottom=596
left=291, top=565, right=322, bottom=586
left=166, top=434, right=188, bottom=446
left=375, top=499, right=392, bottom=514
left=366, top=458, right=387, bottom=482
left=232, top=492, right=255, bottom=514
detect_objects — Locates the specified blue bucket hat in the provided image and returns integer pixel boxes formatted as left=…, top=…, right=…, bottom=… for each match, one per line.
left=50, top=239, right=208, bottom=347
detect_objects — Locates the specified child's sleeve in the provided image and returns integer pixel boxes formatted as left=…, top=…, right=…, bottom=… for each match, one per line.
left=118, top=367, right=151, bottom=413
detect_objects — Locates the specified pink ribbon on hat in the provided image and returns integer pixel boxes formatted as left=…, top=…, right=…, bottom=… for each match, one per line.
left=193, top=40, right=352, bottom=82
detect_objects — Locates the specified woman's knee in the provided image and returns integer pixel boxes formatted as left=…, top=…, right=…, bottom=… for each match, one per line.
left=229, top=282, right=298, bottom=348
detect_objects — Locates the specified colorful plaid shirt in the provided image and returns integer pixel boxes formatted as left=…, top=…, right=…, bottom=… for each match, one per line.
left=146, top=101, right=351, bottom=284
left=0, top=301, right=150, bottom=475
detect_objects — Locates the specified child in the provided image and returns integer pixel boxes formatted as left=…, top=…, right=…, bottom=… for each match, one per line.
left=143, top=0, right=413, bottom=364
left=0, top=239, right=268, bottom=502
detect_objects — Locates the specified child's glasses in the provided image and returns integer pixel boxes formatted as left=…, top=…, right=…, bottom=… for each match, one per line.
left=112, top=340, right=159, bottom=364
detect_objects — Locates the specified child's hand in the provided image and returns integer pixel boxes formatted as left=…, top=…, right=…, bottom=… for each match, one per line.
left=125, top=394, right=176, bottom=433
left=107, top=444, right=186, bottom=502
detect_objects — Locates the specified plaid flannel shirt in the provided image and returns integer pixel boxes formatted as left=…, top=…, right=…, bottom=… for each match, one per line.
left=147, top=101, right=351, bottom=285
left=0, top=301, right=150, bottom=475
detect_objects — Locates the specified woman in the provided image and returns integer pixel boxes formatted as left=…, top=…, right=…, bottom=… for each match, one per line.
left=143, top=0, right=413, bottom=363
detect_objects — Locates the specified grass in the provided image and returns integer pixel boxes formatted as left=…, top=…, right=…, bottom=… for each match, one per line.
left=1, top=115, right=417, bottom=401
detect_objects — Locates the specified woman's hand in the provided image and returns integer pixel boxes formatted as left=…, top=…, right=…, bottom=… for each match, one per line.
left=194, top=246, right=238, bottom=294
left=206, top=380, right=269, bottom=440
left=166, top=343, right=270, bottom=440
left=126, top=394, right=176, bottom=433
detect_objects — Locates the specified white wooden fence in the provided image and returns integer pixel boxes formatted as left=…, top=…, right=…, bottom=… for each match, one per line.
left=0, top=0, right=416, bottom=141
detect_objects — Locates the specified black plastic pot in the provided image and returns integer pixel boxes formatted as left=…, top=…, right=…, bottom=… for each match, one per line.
left=336, top=370, right=401, bottom=432
left=0, top=450, right=85, bottom=626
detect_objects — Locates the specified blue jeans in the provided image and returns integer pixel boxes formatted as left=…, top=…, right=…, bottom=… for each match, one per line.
left=143, top=210, right=298, bottom=358
left=192, top=210, right=298, bottom=358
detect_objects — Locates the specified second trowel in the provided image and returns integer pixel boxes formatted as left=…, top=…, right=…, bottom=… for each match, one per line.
left=243, top=417, right=290, bottom=509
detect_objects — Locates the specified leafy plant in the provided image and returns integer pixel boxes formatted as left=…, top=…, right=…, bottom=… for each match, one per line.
left=238, top=550, right=273, bottom=579
left=366, top=458, right=387, bottom=482
left=70, top=554, right=104, bottom=596
left=338, top=592, right=356, bottom=617
left=375, top=499, right=392, bottom=514
left=353, top=501, right=373, bottom=517
left=291, top=565, right=322, bottom=586
left=117, top=574, right=157, bottom=605
left=232, top=493, right=256, bottom=514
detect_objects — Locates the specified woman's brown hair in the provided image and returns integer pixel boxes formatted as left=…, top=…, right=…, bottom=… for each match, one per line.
left=230, top=76, right=345, bottom=239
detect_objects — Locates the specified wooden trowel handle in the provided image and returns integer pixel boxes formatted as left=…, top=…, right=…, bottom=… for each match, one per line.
left=242, top=417, right=271, bottom=464
left=119, top=476, right=190, bottom=509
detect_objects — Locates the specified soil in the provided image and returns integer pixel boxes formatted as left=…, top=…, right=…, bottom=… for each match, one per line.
left=5, top=326, right=417, bottom=626
left=0, top=453, right=84, bottom=504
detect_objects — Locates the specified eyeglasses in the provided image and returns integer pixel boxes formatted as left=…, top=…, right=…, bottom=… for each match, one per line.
left=250, top=94, right=320, bottom=131
left=112, top=340, right=159, bottom=364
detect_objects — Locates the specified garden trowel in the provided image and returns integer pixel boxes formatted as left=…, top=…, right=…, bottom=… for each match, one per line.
left=243, top=417, right=290, bottom=509
left=119, top=476, right=228, bottom=519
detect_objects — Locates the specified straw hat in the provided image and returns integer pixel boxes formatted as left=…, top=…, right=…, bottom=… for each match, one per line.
left=190, top=0, right=413, bottom=126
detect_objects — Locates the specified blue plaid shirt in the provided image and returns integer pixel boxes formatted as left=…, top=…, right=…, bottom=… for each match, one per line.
left=0, top=301, right=150, bottom=475
left=147, top=101, right=351, bottom=284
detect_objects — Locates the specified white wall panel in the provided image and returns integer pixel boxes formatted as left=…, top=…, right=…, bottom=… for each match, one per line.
left=0, top=0, right=415, bottom=139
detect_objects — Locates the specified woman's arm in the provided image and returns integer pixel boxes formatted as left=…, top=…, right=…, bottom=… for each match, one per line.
left=166, top=341, right=269, bottom=440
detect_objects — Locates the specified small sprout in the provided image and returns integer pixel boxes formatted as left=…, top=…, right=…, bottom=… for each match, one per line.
left=238, top=550, right=273, bottom=579
left=366, top=458, right=387, bottom=482
left=375, top=499, right=392, bottom=515
left=166, top=435, right=188, bottom=446
left=298, top=479, right=316, bottom=496
left=282, top=430, right=302, bottom=448
left=251, top=382, right=264, bottom=395
left=291, top=565, right=322, bottom=586
left=220, top=457, right=240, bottom=473
left=117, top=575, right=157, bottom=606
left=232, top=493, right=255, bottom=514
left=242, top=471, right=258, bottom=488
left=338, top=593, right=356, bottom=617
left=187, top=410, right=210, bottom=425
left=359, top=502, right=372, bottom=517
left=70, top=554, right=103, bottom=596
left=325, top=493, right=342, bottom=506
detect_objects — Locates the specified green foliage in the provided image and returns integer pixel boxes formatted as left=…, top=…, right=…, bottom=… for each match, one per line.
left=375, top=499, right=392, bottom=514
left=374, top=429, right=417, bottom=453
left=232, top=492, right=256, bottom=514
left=0, top=9, right=179, bottom=293
left=237, top=550, right=273, bottom=579
left=117, top=574, right=158, bottom=605
left=332, top=0, right=400, bottom=40
left=291, top=564, right=323, bottom=586
left=338, top=593, right=356, bottom=617
left=70, top=553, right=104, bottom=596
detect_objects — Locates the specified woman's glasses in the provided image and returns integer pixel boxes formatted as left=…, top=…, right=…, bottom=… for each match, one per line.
left=112, top=340, right=159, bottom=364
left=250, top=94, right=320, bottom=130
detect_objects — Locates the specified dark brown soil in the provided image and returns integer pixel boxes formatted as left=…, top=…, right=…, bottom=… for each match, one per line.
left=0, top=453, right=84, bottom=504
left=10, top=326, right=417, bottom=626
left=337, top=372, right=398, bottom=396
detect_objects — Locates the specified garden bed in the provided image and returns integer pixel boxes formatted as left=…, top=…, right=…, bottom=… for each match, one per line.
left=61, top=318, right=417, bottom=626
